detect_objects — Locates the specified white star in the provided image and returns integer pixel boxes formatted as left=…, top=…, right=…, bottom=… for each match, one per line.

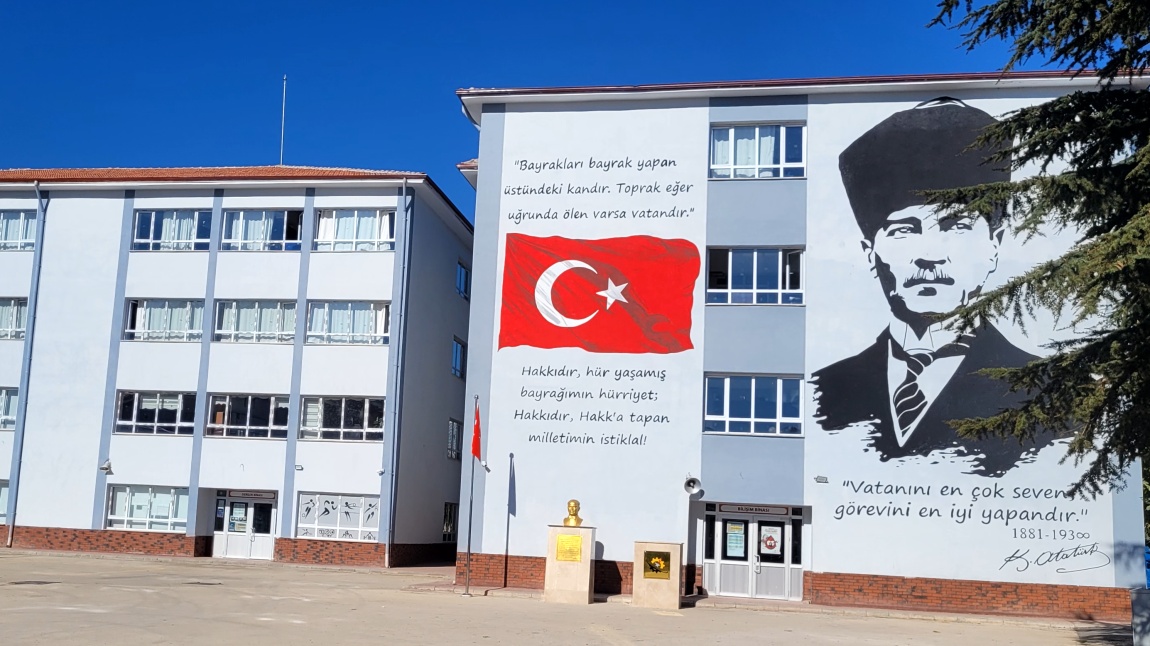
left=596, top=278, right=629, bottom=310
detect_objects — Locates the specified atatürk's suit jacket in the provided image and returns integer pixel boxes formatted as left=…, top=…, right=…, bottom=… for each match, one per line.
left=811, top=323, right=1058, bottom=477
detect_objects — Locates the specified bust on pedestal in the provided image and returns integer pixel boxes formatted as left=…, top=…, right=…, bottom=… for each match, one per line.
left=544, top=500, right=596, bottom=604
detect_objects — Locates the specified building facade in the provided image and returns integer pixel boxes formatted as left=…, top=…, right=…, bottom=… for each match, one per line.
left=454, top=72, right=1146, bottom=619
left=0, top=166, right=472, bottom=566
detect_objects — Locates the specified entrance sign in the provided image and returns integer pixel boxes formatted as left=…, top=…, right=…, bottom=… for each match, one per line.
left=719, top=504, right=788, bottom=516
left=228, top=490, right=276, bottom=500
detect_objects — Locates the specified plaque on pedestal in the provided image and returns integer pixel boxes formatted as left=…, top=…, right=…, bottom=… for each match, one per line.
left=632, top=541, right=683, bottom=610
left=544, top=525, right=596, bottom=604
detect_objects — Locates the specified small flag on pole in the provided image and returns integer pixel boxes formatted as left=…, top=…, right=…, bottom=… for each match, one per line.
left=471, top=398, right=482, bottom=461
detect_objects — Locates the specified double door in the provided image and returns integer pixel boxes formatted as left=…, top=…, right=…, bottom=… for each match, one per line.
left=212, top=491, right=276, bottom=560
left=712, top=514, right=802, bottom=600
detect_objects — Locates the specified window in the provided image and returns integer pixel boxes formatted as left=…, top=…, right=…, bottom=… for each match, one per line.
left=300, top=396, right=384, bottom=441
left=206, top=394, right=289, bottom=438
left=451, top=338, right=466, bottom=378
left=707, top=248, right=803, bottom=305
left=447, top=418, right=462, bottom=460
left=305, top=302, right=389, bottom=345
left=214, top=300, right=296, bottom=343
left=0, top=388, right=17, bottom=430
left=442, top=502, right=458, bottom=542
left=106, top=485, right=189, bottom=532
left=0, top=480, right=7, bottom=523
left=124, top=299, right=204, bottom=341
left=0, top=211, right=36, bottom=250
left=456, top=263, right=471, bottom=300
left=221, top=210, right=302, bottom=251
left=296, top=493, right=380, bottom=541
left=115, top=392, right=196, bottom=435
left=710, top=125, right=805, bottom=179
left=704, top=375, right=803, bottom=435
left=132, top=210, right=211, bottom=251
left=314, top=209, right=395, bottom=251
left=0, top=298, right=27, bottom=340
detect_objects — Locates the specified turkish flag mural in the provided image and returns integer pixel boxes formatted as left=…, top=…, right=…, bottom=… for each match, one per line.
left=498, top=233, right=700, bottom=354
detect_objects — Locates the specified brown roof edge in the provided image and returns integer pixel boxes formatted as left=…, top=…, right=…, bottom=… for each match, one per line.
left=456, top=70, right=1094, bottom=98
left=0, top=165, right=427, bottom=184
left=456, top=159, right=478, bottom=170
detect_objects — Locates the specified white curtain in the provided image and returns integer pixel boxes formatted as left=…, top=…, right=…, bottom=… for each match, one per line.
left=0, top=212, right=29, bottom=247
left=236, top=301, right=259, bottom=340
left=758, top=126, right=780, bottom=171
left=158, top=211, right=195, bottom=248
left=350, top=302, right=372, bottom=342
left=375, top=304, right=390, bottom=337
left=328, top=304, right=352, bottom=342
left=733, top=126, right=756, bottom=166
left=355, top=210, right=378, bottom=250
left=143, top=302, right=169, bottom=339
left=0, top=300, right=15, bottom=336
left=302, top=398, right=321, bottom=428
left=334, top=209, right=356, bottom=250
left=316, top=212, right=337, bottom=250
left=222, top=212, right=242, bottom=245
left=711, top=129, right=731, bottom=166
left=306, top=304, right=326, bottom=343
left=241, top=213, right=269, bottom=249
left=256, top=303, right=280, bottom=338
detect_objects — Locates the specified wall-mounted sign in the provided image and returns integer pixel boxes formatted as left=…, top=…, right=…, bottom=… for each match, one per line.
left=725, top=521, right=745, bottom=559
left=759, top=525, right=783, bottom=557
left=556, top=534, right=582, bottom=562
left=642, top=550, right=671, bottom=580
left=228, top=491, right=276, bottom=500
left=719, top=504, right=788, bottom=516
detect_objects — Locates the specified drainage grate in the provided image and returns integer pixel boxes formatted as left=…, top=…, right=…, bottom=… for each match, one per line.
left=9, top=580, right=59, bottom=585
left=183, top=581, right=222, bottom=586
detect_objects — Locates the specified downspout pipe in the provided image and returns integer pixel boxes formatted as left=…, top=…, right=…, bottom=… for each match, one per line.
left=6, top=181, right=47, bottom=547
left=385, top=178, right=413, bottom=562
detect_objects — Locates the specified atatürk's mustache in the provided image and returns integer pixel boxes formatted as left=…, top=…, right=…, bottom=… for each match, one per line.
left=903, top=269, right=955, bottom=289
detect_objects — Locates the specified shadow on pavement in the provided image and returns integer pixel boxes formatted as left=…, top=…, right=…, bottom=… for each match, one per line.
left=1074, top=623, right=1132, bottom=645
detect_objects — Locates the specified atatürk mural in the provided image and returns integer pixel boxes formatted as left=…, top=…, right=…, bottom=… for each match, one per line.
left=811, top=98, right=1058, bottom=477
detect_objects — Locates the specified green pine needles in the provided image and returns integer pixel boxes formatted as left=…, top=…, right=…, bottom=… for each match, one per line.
left=930, top=1, right=1150, bottom=497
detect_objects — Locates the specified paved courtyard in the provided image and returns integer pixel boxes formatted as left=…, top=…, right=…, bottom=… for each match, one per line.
left=0, top=551, right=1131, bottom=645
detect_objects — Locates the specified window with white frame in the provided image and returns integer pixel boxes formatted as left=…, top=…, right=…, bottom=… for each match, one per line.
left=706, top=248, right=803, bottom=305
left=704, top=375, right=803, bottom=435
left=106, top=485, right=189, bottom=532
left=300, top=396, right=384, bottom=441
left=452, top=338, right=466, bottom=378
left=214, top=300, right=296, bottom=343
left=206, top=394, right=289, bottom=438
left=0, top=211, right=36, bottom=250
left=447, top=418, right=462, bottom=460
left=0, top=388, right=17, bottom=431
left=124, top=299, right=204, bottom=341
left=0, top=480, right=8, bottom=523
left=0, top=298, right=27, bottom=340
left=710, top=124, right=806, bottom=179
left=442, top=502, right=458, bottom=542
left=296, top=493, right=380, bottom=541
left=221, top=210, right=303, bottom=251
left=314, top=209, right=395, bottom=251
left=305, top=301, right=389, bottom=345
left=115, top=391, right=196, bottom=435
left=456, top=263, right=471, bottom=300
left=132, top=210, right=212, bottom=251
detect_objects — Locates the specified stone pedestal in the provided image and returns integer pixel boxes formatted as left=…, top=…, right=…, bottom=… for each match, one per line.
left=1133, top=589, right=1150, bottom=646
left=543, top=525, right=596, bottom=604
left=632, top=541, right=682, bottom=610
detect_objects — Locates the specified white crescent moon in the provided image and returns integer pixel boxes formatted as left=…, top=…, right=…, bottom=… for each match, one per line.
left=535, top=260, right=598, bottom=328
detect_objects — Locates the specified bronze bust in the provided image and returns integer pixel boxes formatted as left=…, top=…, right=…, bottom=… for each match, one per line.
left=562, top=499, right=583, bottom=527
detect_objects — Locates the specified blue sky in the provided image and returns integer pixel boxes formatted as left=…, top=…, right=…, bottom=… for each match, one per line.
left=1, top=1, right=1026, bottom=218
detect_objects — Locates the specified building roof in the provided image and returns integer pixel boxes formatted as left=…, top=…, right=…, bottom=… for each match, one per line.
left=456, top=70, right=1088, bottom=98
left=0, top=165, right=426, bottom=184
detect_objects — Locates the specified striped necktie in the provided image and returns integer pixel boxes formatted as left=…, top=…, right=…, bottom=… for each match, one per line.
left=891, top=336, right=972, bottom=435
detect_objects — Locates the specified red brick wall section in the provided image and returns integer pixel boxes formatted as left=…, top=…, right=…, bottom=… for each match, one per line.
left=274, top=538, right=388, bottom=567
left=804, top=571, right=1132, bottom=622
left=7, top=526, right=197, bottom=556
left=456, top=553, right=648, bottom=595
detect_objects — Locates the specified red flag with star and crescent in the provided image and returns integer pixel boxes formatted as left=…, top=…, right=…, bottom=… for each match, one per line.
left=498, top=234, right=699, bottom=354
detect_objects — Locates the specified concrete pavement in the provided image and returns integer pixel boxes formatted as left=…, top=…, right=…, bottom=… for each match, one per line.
left=0, top=551, right=1130, bottom=645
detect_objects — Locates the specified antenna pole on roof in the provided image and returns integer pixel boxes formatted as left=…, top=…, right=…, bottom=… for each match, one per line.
left=279, top=75, right=288, bottom=166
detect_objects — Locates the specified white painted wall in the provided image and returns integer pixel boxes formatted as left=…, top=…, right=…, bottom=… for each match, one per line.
left=206, top=344, right=294, bottom=394
left=198, top=438, right=286, bottom=491
left=299, top=346, right=389, bottom=396
left=293, top=441, right=384, bottom=498
left=312, top=188, right=399, bottom=210
left=132, top=189, right=215, bottom=212
left=0, top=341, right=24, bottom=388
left=16, top=191, right=124, bottom=528
left=107, top=435, right=193, bottom=488
left=0, top=431, right=11, bottom=480
left=214, top=254, right=300, bottom=300
left=0, top=253, right=33, bottom=298
left=306, top=253, right=395, bottom=301
left=116, top=342, right=201, bottom=392
left=125, top=253, right=210, bottom=298
left=391, top=193, right=472, bottom=545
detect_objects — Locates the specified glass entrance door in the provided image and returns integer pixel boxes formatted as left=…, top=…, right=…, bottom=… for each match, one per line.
left=211, top=492, right=277, bottom=560
left=711, top=513, right=803, bottom=600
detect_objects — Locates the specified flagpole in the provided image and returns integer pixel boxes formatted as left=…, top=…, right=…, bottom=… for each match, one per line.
left=463, top=395, right=478, bottom=597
